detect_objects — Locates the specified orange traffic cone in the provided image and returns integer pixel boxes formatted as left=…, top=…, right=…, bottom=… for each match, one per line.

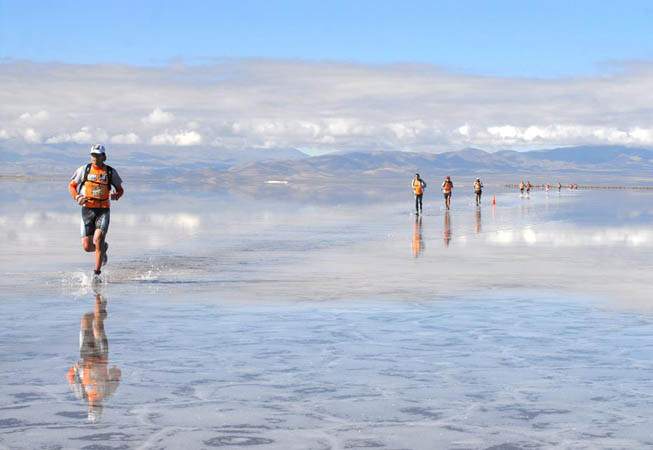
left=492, top=195, right=496, bottom=205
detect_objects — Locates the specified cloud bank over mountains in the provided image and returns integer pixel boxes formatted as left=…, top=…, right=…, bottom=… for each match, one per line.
left=1, top=59, right=653, bottom=152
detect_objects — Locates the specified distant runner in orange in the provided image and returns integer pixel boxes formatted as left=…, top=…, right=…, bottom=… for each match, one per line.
left=473, top=178, right=483, bottom=206
left=441, top=176, right=453, bottom=210
left=411, top=173, right=427, bottom=215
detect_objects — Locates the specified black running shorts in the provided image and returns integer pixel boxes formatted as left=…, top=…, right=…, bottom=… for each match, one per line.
left=80, top=207, right=110, bottom=237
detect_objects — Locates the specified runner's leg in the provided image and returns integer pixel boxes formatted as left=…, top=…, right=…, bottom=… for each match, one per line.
left=81, top=207, right=96, bottom=252
left=93, top=229, right=105, bottom=272
left=82, top=236, right=95, bottom=252
left=93, top=210, right=110, bottom=270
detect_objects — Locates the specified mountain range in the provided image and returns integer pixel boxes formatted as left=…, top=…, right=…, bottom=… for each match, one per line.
left=2, top=143, right=652, bottom=185
left=217, top=145, right=653, bottom=185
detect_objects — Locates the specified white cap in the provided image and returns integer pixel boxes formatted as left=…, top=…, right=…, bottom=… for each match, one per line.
left=90, top=144, right=106, bottom=155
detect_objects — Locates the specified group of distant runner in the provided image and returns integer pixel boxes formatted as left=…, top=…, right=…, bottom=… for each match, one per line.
left=411, top=173, right=484, bottom=214
left=520, top=181, right=579, bottom=194
left=411, top=174, right=585, bottom=215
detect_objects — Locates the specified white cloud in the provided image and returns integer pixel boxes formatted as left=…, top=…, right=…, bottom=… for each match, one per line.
left=487, top=125, right=519, bottom=139
left=232, top=119, right=322, bottom=139
left=386, top=121, right=426, bottom=140
left=19, top=110, right=50, bottom=122
left=110, top=132, right=141, bottom=144
left=23, top=128, right=41, bottom=143
left=45, top=127, right=108, bottom=144
left=3, top=59, right=653, bottom=151
left=0, top=129, right=9, bottom=139
left=175, top=131, right=201, bottom=146
left=630, top=127, right=653, bottom=143
left=44, top=135, right=67, bottom=144
left=71, top=127, right=94, bottom=143
left=142, top=108, right=174, bottom=125
left=481, top=124, right=653, bottom=146
left=150, top=133, right=175, bottom=146
left=592, top=127, right=628, bottom=143
left=150, top=130, right=202, bottom=146
left=325, top=118, right=375, bottom=136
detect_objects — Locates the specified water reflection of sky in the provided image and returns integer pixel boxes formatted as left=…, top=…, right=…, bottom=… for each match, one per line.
left=1, top=180, right=653, bottom=307
left=2, top=291, right=653, bottom=448
left=2, top=180, right=653, bottom=448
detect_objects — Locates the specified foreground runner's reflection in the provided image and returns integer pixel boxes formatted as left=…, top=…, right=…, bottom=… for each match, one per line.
left=66, top=294, right=121, bottom=422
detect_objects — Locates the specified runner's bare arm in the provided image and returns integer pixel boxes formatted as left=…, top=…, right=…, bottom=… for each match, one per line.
left=69, top=181, right=79, bottom=199
left=111, top=186, right=124, bottom=201
left=69, top=181, right=88, bottom=205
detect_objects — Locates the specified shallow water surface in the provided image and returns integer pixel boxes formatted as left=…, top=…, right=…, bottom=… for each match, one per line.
left=1, top=180, right=652, bottom=449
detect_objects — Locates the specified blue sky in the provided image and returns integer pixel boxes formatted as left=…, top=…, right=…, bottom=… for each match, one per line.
left=2, top=0, right=652, bottom=77
left=2, top=1, right=653, bottom=152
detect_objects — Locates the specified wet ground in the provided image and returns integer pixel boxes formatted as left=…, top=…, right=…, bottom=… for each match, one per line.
left=1, top=180, right=652, bottom=449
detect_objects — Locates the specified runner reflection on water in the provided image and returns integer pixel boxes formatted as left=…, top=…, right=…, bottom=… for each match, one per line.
left=475, top=207, right=482, bottom=234
left=412, top=215, right=424, bottom=258
left=443, top=211, right=451, bottom=247
left=66, top=294, right=121, bottom=422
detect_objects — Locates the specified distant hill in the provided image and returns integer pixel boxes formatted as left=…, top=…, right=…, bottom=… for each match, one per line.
left=217, top=145, right=653, bottom=184
left=0, top=142, right=308, bottom=178
left=2, top=143, right=653, bottom=185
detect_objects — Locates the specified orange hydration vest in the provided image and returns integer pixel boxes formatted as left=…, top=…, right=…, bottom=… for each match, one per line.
left=443, top=180, right=452, bottom=193
left=83, top=165, right=112, bottom=208
left=413, top=179, right=423, bottom=195
left=474, top=180, right=481, bottom=191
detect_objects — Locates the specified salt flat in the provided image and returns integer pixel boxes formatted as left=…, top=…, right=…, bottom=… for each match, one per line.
left=1, top=179, right=652, bottom=449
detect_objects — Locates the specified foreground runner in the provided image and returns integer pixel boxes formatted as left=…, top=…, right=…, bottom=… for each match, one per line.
left=69, top=145, right=124, bottom=278
left=412, top=173, right=427, bottom=215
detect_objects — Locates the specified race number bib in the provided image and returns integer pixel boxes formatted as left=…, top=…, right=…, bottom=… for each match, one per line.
left=91, top=185, right=107, bottom=198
